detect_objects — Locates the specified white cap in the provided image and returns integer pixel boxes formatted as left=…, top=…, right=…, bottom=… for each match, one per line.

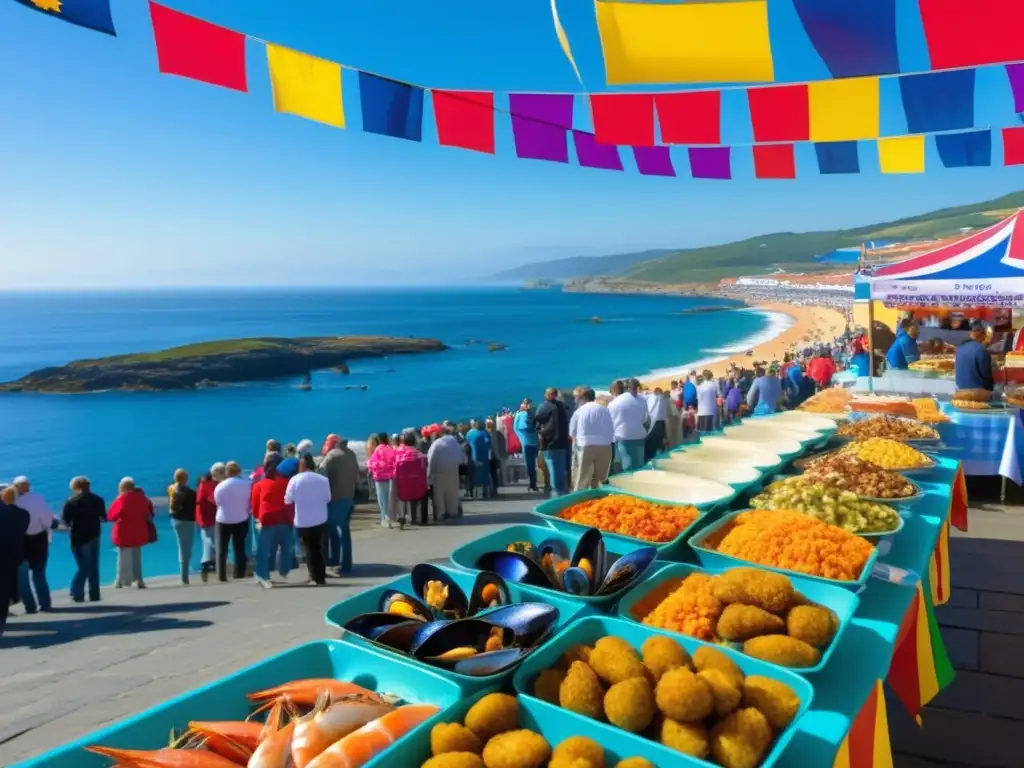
left=12, top=475, right=28, bottom=485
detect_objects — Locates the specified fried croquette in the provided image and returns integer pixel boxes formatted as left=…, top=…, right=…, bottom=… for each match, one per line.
left=604, top=677, right=656, bottom=733
left=464, top=693, right=519, bottom=741
left=697, top=668, right=743, bottom=717
left=431, top=722, right=484, bottom=756
left=641, top=635, right=690, bottom=681
left=742, top=675, right=801, bottom=730
left=551, top=735, right=604, bottom=766
left=655, top=666, right=714, bottom=722
left=790, top=590, right=810, bottom=606
left=786, top=605, right=838, bottom=648
left=532, top=667, right=566, bottom=705
left=660, top=717, right=710, bottom=758
left=716, top=604, right=786, bottom=642
left=481, top=730, right=551, bottom=768
left=692, top=645, right=745, bottom=687
left=549, top=759, right=597, bottom=768
left=743, top=635, right=821, bottom=668
left=710, top=707, right=773, bottom=768
left=559, top=661, right=605, bottom=720
left=562, top=644, right=594, bottom=667
left=589, top=636, right=647, bottom=685
left=712, top=568, right=794, bottom=614
left=614, top=760, right=656, bottom=768
left=422, top=753, right=485, bottom=768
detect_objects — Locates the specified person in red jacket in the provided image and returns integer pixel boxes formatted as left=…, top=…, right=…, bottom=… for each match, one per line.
left=107, top=477, right=154, bottom=589
left=250, top=452, right=295, bottom=588
left=194, top=462, right=224, bottom=583
left=807, top=349, right=837, bottom=391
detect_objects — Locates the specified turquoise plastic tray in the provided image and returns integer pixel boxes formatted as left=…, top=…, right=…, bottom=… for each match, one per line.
left=450, top=523, right=656, bottom=607
left=14, top=640, right=463, bottom=768
left=532, top=487, right=715, bottom=560
left=616, top=562, right=860, bottom=675
left=323, top=564, right=588, bottom=692
left=689, top=510, right=880, bottom=590
left=386, top=691, right=676, bottom=767
left=512, top=616, right=815, bottom=768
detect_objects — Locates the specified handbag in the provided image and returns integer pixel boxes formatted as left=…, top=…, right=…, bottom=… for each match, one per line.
left=146, top=515, right=158, bottom=544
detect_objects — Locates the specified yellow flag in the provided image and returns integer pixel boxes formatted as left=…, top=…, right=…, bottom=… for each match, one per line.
left=878, top=135, right=925, bottom=174
left=551, top=0, right=583, bottom=85
left=266, top=43, right=344, bottom=128
left=809, top=77, right=880, bottom=142
left=595, top=0, right=774, bottom=85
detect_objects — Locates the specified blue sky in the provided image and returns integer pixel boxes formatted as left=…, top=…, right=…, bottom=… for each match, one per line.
left=2, top=0, right=1023, bottom=288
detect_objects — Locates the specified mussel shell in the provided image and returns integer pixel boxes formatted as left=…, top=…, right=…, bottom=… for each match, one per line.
left=476, top=551, right=557, bottom=589
left=595, top=546, right=658, bottom=596
left=410, top=618, right=514, bottom=661
left=467, top=571, right=511, bottom=616
left=343, top=611, right=416, bottom=640
left=481, top=602, right=558, bottom=647
left=570, top=528, right=608, bottom=594
left=378, top=589, right=432, bottom=621
left=537, top=538, right=571, bottom=562
left=561, top=567, right=592, bottom=596
left=370, top=620, right=424, bottom=652
left=407, top=619, right=453, bottom=655
left=448, top=647, right=526, bottom=677
left=410, top=563, right=469, bottom=619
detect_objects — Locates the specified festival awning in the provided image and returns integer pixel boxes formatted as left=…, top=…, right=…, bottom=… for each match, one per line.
left=867, top=209, right=1024, bottom=307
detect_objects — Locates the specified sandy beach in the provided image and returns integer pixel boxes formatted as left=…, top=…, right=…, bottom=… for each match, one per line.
left=642, top=302, right=848, bottom=390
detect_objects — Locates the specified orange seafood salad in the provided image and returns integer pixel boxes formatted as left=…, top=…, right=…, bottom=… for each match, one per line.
left=557, top=494, right=699, bottom=543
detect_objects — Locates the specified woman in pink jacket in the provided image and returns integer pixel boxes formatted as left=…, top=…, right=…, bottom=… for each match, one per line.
left=366, top=432, right=397, bottom=528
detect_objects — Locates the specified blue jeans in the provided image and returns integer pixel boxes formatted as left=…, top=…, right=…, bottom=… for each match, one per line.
left=170, top=519, right=196, bottom=583
left=523, top=444, right=539, bottom=489
left=473, top=461, right=493, bottom=498
left=18, top=559, right=50, bottom=613
left=70, top=537, right=101, bottom=602
left=256, top=523, right=294, bottom=581
left=199, top=526, right=215, bottom=572
left=615, top=439, right=646, bottom=472
left=543, top=449, right=569, bottom=497
left=374, top=480, right=391, bottom=524
left=326, top=498, right=353, bottom=571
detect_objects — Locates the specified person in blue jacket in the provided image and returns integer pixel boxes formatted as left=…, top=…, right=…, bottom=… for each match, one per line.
left=464, top=420, right=494, bottom=499
left=512, top=400, right=539, bottom=492
left=682, top=373, right=698, bottom=410
left=955, top=320, right=995, bottom=392
left=886, top=319, right=921, bottom=370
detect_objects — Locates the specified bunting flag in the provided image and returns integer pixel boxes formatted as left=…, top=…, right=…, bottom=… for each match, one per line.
left=919, top=0, right=1024, bottom=70
left=590, top=94, right=655, bottom=147
left=878, top=135, right=926, bottom=174
left=1006, top=64, right=1024, bottom=113
left=928, top=519, right=952, bottom=606
left=792, top=0, right=898, bottom=79
left=809, top=77, right=880, bottom=142
left=432, top=91, right=495, bottom=154
left=831, top=680, right=893, bottom=768
left=11, top=0, right=116, bottom=35
left=752, top=144, right=796, bottom=179
left=816, top=141, right=860, bottom=174
left=509, top=93, right=573, bottom=163
left=549, top=0, right=583, bottom=85
left=632, top=145, right=675, bottom=177
left=1003, top=126, right=1024, bottom=165
left=949, top=464, right=969, bottom=531
left=572, top=130, right=623, bottom=171
left=935, top=129, right=992, bottom=168
left=266, top=44, right=344, bottom=128
left=595, top=0, right=774, bottom=85
left=887, top=582, right=956, bottom=722
left=689, top=146, right=731, bottom=180
left=655, top=91, right=721, bottom=145
left=748, top=84, right=810, bottom=143
left=149, top=3, right=247, bottom=92
left=358, top=73, right=424, bottom=141
left=898, top=70, right=975, bottom=134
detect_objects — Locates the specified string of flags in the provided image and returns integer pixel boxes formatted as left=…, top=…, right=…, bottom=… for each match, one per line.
left=12, top=0, right=1024, bottom=180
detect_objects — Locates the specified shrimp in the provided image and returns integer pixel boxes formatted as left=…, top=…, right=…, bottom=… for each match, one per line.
left=305, top=704, right=439, bottom=768
left=247, top=720, right=296, bottom=768
left=185, top=721, right=260, bottom=763
left=247, top=680, right=375, bottom=709
left=291, top=693, right=395, bottom=768
left=86, top=747, right=241, bottom=767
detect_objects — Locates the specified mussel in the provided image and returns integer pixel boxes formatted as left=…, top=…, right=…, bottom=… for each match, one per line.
left=467, top=571, right=511, bottom=616
left=411, top=563, right=469, bottom=619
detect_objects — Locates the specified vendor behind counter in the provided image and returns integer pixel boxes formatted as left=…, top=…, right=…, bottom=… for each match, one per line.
left=885, top=319, right=921, bottom=370
left=955, top=320, right=995, bottom=391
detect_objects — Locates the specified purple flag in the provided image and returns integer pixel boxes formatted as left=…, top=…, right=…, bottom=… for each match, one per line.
left=688, top=146, right=731, bottom=180
left=509, top=93, right=574, bottom=163
left=573, top=130, right=624, bottom=171
left=1007, top=64, right=1024, bottom=112
left=632, top=146, right=675, bottom=177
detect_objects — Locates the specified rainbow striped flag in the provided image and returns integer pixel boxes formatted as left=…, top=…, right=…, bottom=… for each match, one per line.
left=887, top=582, right=956, bottom=721
left=928, top=519, right=952, bottom=606
left=833, top=679, right=893, bottom=768
left=949, top=464, right=968, bottom=531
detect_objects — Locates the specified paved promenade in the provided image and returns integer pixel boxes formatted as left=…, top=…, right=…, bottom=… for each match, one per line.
left=1, top=483, right=1021, bottom=766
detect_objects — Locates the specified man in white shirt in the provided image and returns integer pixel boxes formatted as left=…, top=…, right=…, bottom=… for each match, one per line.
left=13, top=476, right=54, bottom=612
left=213, top=461, right=251, bottom=582
left=606, top=379, right=649, bottom=472
left=644, top=388, right=669, bottom=462
left=568, top=388, right=615, bottom=490
left=427, top=432, right=463, bottom=521
left=696, top=371, right=721, bottom=433
left=285, top=454, right=331, bottom=585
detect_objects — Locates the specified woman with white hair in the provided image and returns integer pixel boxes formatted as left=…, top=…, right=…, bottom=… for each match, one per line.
left=107, top=477, right=154, bottom=588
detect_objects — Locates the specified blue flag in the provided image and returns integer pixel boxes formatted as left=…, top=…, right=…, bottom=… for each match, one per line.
left=11, top=0, right=116, bottom=36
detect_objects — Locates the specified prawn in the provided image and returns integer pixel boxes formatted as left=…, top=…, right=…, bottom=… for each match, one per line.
left=305, top=704, right=439, bottom=768
left=86, top=746, right=241, bottom=767
left=246, top=680, right=375, bottom=709
left=184, top=722, right=259, bottom=763
left=291, top=693, right=394, bottom=768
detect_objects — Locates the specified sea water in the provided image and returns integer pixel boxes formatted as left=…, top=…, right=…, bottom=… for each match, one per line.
left=0, top=287, right=771, bottom=586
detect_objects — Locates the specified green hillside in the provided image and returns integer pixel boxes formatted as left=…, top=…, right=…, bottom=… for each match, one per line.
left=625, top=190, right=1024, bottom=283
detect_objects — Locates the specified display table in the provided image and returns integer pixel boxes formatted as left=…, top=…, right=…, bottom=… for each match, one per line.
left=844, top=371, right=957, bottom=397
left=936, top=403, right=1020, bottom=477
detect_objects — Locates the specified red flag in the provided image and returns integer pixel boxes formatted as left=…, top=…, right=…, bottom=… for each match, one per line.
left=149, top=2, right=247, bottom=92
left=753, top=144, right=796, bottom=179
left=655, top=91, right=721, bottom=145
left=919, top=0, right=1024, bottom=70
left=591, top=94, right=655, bottom=147
left=747, top=84, right=809, bottom=143
left=1004, top=126, right=1024, bottom=165
left=432, top=91, right=495, bottom=154
left=950, top=464, right=968, bottom=531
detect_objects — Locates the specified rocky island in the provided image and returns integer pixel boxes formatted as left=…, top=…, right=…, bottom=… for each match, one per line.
left=0, top=336, right=449, bottom=394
